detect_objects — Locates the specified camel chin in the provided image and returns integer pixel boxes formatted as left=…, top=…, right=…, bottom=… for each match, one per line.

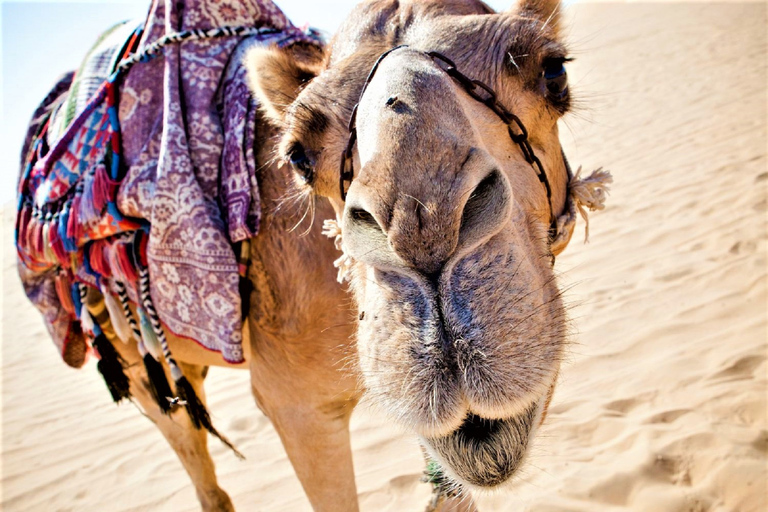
left=421, top=396, right=544, bottom=490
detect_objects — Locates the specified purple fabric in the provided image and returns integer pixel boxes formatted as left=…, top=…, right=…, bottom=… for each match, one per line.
left=20, top=0, right=317, bottom=364
left=114, top=0, right=314, bottom=363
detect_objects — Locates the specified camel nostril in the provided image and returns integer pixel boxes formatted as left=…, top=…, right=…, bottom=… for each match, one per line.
left=348, top=207, right=381, bottom=231
left=458, top=170, right=511, bottom=247
left=350, top=208, right=372, bottom=222
left=462, top=171, right=501, bottom=224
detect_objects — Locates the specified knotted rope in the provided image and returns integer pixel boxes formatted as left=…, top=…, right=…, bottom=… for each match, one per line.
left=568, top=166, right=613, bottom=242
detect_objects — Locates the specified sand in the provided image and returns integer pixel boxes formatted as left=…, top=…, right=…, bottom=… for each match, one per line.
left=2, top=2, right=766, bottom=511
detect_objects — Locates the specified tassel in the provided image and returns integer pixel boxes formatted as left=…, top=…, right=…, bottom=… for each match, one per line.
left=17, top=205, right=32, bottom=248
left=67, top=196, right=79, bottom=239
left=55, top=272, right=76, bottom=316
left=60, top=202, right=76, bottom=252
left=49, top=216, right=68, bottom=265
left=91, top=163, right=113, bottom=211
left=25, top=212, right=37, bottom=257
left=41, top=220, right=52, bottom=262
left=107, top=241, right=127, bottom=283
left=102, top=286, right=132, bottom=343
left=71, top=283, right=83, bottom=315
left=110, top=241, right=138, bottom=284
left=67, top=195, right=85, bottom=246
left=88, top=241, right=111, bottom=278
left=138, top=340, right=173, bottom=414
left=174, top=375, right=244, bottom=459
left=80, top=303, right=94, bottom=334
left=31, top=214, right=44, bottom=260
left=36, top=217, right=48, bottom=261
left=78, top=168, right=99, bottom=226
left=568, top=167, right=613, bottom=242
left=92, top=332, right=131, bottom=403
left=138, top=307, right=162, bottom=360
left=43, top=219, right=57, bottom=263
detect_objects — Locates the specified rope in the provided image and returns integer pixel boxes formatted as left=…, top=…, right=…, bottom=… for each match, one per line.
left=115, top=280, right=142, bottom=342
left=568, top=167, right=613, bottom=242
left=322, top=219, right=352, bottom=283
left=138, top=266, right=183, bottom=381
left=114, top=26, right=280, bottom=75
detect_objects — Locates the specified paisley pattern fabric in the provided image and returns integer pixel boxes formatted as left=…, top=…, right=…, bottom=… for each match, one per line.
left=17, top=0, right=318, bottom=365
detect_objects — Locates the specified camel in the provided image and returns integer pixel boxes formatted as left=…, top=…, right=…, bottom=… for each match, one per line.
left=15, top=0, right=609, bottom=510
left=247, top=0, right=609, bottom=507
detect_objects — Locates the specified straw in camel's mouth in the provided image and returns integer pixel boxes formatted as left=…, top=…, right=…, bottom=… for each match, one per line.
left=423, top=401, right=541, bottom=488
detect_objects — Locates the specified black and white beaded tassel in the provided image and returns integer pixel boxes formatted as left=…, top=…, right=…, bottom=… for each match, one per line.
left=138, top=266, right=242, bottom=458
left=115, top=280, right=173, bottom=413
left=79, top=284, right=131, bottom=403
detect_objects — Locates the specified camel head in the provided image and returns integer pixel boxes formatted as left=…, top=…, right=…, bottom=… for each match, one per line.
left=248, top=0, right=582, bottom=490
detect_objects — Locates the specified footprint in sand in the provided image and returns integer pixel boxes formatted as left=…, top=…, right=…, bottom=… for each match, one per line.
left=652, top=453, right=692, bottom=486
left=604, top=398, right=637, bottom=415
left=656, top=268, right=693, bottom=283
left=388, top=473, right=421, bottom=490
left=710, top=354, right=766, bottom=382
left=645, top=408, right=692, bottom=425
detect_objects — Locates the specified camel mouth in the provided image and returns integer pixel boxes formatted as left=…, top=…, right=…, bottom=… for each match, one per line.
left=421, top=400, right=541, bottom=489
left=457, top=413, right=503, bottom=442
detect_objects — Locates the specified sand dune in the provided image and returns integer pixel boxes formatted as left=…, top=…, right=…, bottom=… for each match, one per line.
left=2, top=2, right=766, bottom=511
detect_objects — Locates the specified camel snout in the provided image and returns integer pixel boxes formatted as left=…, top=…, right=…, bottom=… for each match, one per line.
left=343, top=163, right=513, bottom=278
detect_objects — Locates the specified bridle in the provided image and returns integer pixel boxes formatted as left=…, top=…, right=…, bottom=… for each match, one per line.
left=338, top=45, right=573, bottom=247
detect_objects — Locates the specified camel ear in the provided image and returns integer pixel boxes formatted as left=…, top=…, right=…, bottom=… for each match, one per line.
left=245, top=43, right=325, bottom=124
left=513, top=0, right=562, bottom=35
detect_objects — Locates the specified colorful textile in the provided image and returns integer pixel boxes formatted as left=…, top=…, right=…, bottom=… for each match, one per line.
left=17, top=0, right=319, bottom=366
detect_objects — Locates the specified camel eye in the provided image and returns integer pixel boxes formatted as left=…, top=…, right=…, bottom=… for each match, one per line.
left=287, top=143, right=314, bottom=184
left=542, top=57, right=569, bottom=100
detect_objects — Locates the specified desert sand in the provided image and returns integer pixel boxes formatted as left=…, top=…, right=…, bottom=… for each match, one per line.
left=1, top=2, right=766, bottom=511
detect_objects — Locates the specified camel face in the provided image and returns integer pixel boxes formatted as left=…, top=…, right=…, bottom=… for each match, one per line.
left=347, top=47, right=567, bottom=488
left=249, top=0, right=573, bottom=490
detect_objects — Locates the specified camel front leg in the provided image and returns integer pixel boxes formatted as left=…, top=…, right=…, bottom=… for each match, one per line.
left=249, top=338, right=359, bottom=512
left=116, top=342, right=235, bottom=512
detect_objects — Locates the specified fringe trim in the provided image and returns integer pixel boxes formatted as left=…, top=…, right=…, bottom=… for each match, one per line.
left=568, top=166, right=613, bottom=242
left=322, top=219, right=353, bottom=283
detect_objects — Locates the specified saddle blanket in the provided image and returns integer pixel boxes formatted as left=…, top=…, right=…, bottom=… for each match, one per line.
left=16, top=0, right=319, bottom=366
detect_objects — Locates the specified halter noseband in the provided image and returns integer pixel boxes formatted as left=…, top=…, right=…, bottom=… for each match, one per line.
left=338, top=46, right=571, bottom=245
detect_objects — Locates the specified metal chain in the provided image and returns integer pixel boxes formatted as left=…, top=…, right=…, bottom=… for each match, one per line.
left=340, top=47, right=558, bottom=240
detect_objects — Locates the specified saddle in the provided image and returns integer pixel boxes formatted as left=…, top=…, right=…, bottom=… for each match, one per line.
left=17, top=20, right=145, bottom=368
left=15, top=0, right=320, bottom=443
